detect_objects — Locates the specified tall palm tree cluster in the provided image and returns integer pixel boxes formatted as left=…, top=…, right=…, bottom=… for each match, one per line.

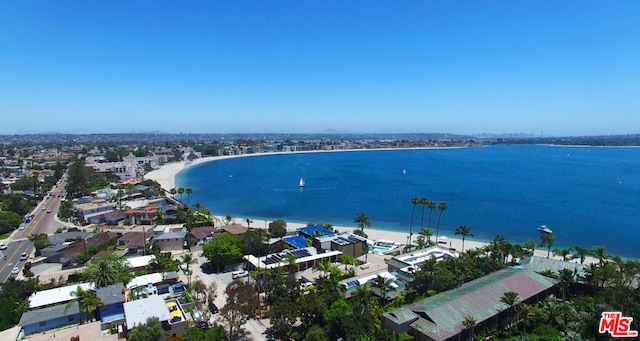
left=408, top=197, right=447, bottom=251
left=260, top=259, right=397, bottom=340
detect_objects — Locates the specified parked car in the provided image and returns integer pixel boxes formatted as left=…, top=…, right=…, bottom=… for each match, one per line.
left=11, top=267, right=20, bottom=276
left=19, top=252, right=28, bottom=261
left=190, top=308, right=208, bottom=329
left=208, top=302, right=219, bottom=314
left=231, top=269, right=248, bottom=279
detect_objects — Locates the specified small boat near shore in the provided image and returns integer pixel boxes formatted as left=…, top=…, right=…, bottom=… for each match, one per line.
left=299, top=177, right=305, bottom=188
left=537, top=225, right=553, bottom=234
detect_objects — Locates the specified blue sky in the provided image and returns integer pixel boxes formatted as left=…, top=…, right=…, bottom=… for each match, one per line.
left=1, top=1, right=639, bottom=136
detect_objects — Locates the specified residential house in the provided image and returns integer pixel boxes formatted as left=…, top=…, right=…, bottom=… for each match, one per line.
left=151, top=231, right=187, bottom=252
left=164, top=205, right=178, bottom=224
left=124, top=205, right=161, bottom=225
left=117, top=232, right=148, bottom=254
left=73, top=199, right=117, bottom=224
left=244, top=246, right=342, bottom=273
left=45, top=232, right=118, bottom=268
left=19, top=282, right=95, bottom=335
left=189, top=226, right=216, bottom=245
left=220, top=223, right=248, bottom=235
left=123, top=295, right=187, bottom=337
left=314, top=233, right=367, bottom=257
left=96, top=283, right=126, bottom=329
left=18, top=303, right=83, bottom=336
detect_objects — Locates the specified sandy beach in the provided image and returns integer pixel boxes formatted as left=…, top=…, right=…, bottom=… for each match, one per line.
left=146, top=154, right=598, bottom=265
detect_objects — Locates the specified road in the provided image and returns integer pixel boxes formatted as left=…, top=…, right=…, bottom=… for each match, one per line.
left=0, top=240, right=34, bottom=283
left=12, top=178, right=67, bottom=239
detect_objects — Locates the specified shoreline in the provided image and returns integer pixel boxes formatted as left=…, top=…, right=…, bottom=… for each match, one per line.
left=145, top=147, right=466, bottom=192
left=213, top=214, right=598, bottom=265
left=145, top=149, right=604, bottom=264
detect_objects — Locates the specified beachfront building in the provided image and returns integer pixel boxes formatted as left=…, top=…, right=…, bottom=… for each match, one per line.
left=387, top=246, right=459, bottom=285
left=244, top=246, right=342, bottom=273
left=383, top=267, right=558, bottom=341
left=342, top=271, right=405, bottom=300
left=314, top=232, right=368, bottom=257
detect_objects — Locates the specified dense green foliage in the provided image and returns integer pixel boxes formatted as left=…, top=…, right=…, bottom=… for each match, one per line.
left=65, top=159, right=117, bottom=197
left=83, top=255, right=132, bottom=287
left=179, top=325, right=226, bottom=341
left=202, top=233, right=244, bottom=272
left=127, top=317, right=167, bottom=341
left=0, top=278, right=38, bottom=331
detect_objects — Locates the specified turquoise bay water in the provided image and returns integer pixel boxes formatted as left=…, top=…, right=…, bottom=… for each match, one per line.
left=177, top=145, right=640, bottom=259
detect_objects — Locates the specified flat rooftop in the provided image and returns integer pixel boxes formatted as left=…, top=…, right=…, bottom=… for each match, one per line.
left=29, top=282, right=94, bottom=309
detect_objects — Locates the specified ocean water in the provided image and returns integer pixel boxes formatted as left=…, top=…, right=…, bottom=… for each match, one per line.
left=176, top=145, right=640, bottom=259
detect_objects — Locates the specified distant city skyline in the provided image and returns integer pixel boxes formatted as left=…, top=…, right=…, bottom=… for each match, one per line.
left=1, top=1, right=639, bottom=136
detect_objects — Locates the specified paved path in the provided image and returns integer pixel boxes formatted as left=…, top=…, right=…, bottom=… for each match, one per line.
left=180, top=250, right=268, bottom=340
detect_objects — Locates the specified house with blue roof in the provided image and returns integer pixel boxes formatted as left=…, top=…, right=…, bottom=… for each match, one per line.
left=282, top=235, right=307, bottom=249
left=297, top=225, right=335, bottom=238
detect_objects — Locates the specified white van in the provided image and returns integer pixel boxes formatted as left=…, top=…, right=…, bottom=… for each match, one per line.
left=231, top=269, right=248, bottom=279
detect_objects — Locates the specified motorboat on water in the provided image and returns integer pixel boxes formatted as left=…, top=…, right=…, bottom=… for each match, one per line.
left=299, top=177, right=306, bottom=188
left=537, top=225, right=553, bottom=234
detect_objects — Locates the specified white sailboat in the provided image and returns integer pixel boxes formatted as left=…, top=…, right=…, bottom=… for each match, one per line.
left=402, top=169, right=407, bottom=176
left=299, top=177, right=306, bottom=188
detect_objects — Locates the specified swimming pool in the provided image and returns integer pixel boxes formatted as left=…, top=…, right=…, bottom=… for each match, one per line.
left=371, top=246, right=390, bottom=254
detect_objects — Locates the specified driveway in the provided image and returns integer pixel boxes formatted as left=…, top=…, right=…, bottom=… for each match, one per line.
left=179, top=250, right=267, bottom=340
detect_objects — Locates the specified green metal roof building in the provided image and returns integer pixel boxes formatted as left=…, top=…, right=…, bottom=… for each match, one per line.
left=383, top=266, right=559, bottom=340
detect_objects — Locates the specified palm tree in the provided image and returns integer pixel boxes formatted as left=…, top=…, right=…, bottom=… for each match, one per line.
left=312, top=260, right=333, bottom=280
left=181, top=253, right=197, bottom=286
left=408, top=197, right=420, bottom=248
left=538, top=233, right=555, bottom=258
left=84, top=255, right=130, bottom=288
left=81, top=291, right=103, bottom=322
left=246, top=218, right=253, bottom=229
left=177, top=187, right=185, bottom=203
left=572, top=246, right=590, bottom=264
left=372, top=275, right=395, bottom=304
left=66, top=287, right=94, bottom=323
left=169, top=187, right=177, bottom=198
left=353, top=283, right=375, bottom=306
left=338, top=254, right=356, bottom=272
left=552, top=247, right=573, bottom=261
left=435, top=201, right=448, bottom=241
left=427, top=201, right=437, bottom=227
left=284, top=254, right=297, bottom=279
left=191, top=279, right=207, bottom=300
left=522, top=239, right=536, bottom=256
left=418, top=227, right=434, bottom=246
left=557, top=268, right=576, bottom=302
left=354, top=212, right=371, bottom=234
left=185, top=188, right=192, bottom=206
left=462, top=315, right=477, bottom=341
left=500, top=291, right=520, bottom=338
left=454, top=225, right=474, bottom=252
left=591, top=246, right=608, bottom=265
